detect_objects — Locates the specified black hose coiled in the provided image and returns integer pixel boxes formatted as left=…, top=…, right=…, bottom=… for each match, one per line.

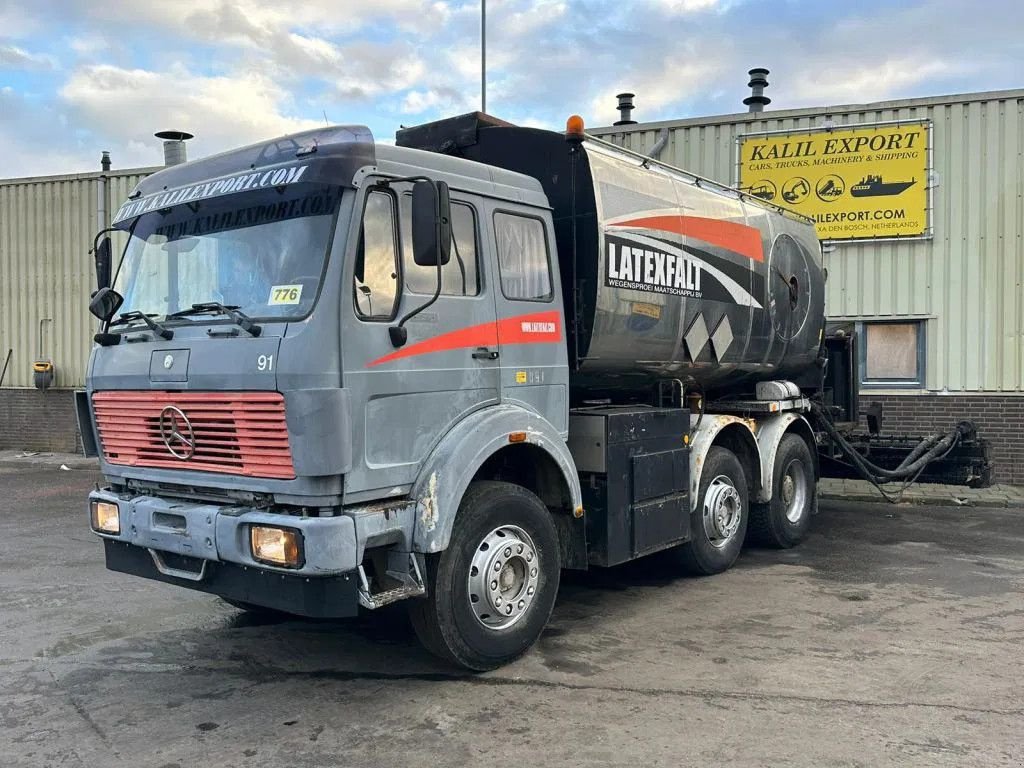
left=810, top=402, right=964, bottom=502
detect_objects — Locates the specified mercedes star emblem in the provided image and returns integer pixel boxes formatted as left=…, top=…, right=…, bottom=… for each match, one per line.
left=158, top=405, right=196, bottom=459
left=163, top=354, right=174, bottom=369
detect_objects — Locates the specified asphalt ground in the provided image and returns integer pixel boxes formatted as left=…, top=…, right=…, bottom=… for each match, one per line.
left=1, top=464, right=1022, bottom=767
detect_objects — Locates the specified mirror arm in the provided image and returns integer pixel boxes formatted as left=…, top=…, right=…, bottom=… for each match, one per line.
left=92, top=227, right=118, bottom=256
left=390, top=260, right=443, bottom=348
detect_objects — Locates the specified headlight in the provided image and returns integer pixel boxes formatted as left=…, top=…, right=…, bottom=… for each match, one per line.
left=250, top=525, right=304, bottom=568
left=90, top=501, right=120, bottom=534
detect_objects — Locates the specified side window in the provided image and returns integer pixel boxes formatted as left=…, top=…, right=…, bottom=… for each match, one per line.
left=354, top=190, right=400, bottom=320
left=493, top=212, right=552, bottom=301
left=400, top=197, right=480, bottom=296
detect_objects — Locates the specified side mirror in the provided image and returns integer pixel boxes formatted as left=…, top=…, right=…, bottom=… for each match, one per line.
left=411, top=180, right=451, bottom=267
left=95, top=235, right=112, bottom=289
left=89, top=287, right=124, bottom=322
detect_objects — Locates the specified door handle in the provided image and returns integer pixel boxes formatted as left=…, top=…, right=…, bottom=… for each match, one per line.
left=472, top=347, right=499, bottom=360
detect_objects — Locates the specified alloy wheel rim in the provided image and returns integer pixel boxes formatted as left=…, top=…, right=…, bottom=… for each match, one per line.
left=703, top=475, right=742, bottom=549
left=467, top=525, right=540, bottom=630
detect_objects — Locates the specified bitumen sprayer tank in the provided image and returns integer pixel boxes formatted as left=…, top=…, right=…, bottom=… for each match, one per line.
left=397, top=115, right=827, bottom=402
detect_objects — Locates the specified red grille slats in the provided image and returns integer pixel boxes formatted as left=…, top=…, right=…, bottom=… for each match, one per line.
left=92, top=391, right=296, bottom=480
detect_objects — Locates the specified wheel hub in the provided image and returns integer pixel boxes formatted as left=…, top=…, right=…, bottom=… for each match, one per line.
left=703, top=475, right=742, bottom=548
left=781, top=475, right=795, bottom=505
left=781, top=459, right=808, bottom=523
left=467, top=525, right=540, bottom=630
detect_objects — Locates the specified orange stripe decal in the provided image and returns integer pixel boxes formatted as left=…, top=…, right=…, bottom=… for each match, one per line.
left=366, top=310, right=561, bottom=367
left=612, top=215, right=764, bottom=262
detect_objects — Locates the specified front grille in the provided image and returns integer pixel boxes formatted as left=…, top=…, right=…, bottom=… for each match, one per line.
left=92, top=391, right=296, bottom=479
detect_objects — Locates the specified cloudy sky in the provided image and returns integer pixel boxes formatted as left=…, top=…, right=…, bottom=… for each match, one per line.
left=1, top=0, right=1022, bottom=178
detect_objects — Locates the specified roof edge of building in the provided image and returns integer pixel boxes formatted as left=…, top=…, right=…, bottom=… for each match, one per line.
left=589, top=87, right=1024, bottom=134
left=0, top=166, right=162, bottom=186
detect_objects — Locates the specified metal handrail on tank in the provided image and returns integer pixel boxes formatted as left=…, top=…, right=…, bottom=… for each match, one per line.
left=582, top=132, right=816, bottom=226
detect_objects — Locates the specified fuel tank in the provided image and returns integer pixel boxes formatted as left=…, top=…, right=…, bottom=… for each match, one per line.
left=397, top=119, right=825, bottom=400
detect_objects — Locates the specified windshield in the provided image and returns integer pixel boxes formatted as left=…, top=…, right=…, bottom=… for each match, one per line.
left=113, top=184, right=341, bottom=322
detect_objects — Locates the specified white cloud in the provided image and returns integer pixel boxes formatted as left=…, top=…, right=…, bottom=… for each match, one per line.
left=0, top=44, right=56, bottom=70
left=59, top=64, right=323, bottom=168
left=588, top=58, right=724, bottom=124
left=401, top=87, right=469, bottom=115
left=789, top=57, right=964, bottom=105
left=652, top=0, right=722, bottom=12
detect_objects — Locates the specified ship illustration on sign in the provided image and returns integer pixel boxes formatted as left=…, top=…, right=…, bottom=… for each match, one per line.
left=850, top=174, right=916, bottom=197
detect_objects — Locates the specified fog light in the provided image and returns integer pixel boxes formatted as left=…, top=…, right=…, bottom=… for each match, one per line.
left=90, top=501, right=120, bottom=534
left=250, top=526, right=304, bottom=568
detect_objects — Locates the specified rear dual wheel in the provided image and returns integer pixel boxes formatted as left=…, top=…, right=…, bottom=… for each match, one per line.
left=408, top=480, right=560, bottom=671
left=748, top=434, right=815, bottom=548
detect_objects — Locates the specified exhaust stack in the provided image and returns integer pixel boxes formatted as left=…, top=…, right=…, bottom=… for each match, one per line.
left=743, top=68, right=770, bottom=113
left=614, top=93, right=636, bottom=126
left=155, top=130, right=194, bottom=166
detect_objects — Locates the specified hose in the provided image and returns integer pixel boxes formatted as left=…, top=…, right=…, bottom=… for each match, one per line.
left=810, top=401, right=964, bottom=503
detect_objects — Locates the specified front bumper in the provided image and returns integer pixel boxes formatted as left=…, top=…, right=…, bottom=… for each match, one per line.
left=103, top=540, right=359, bottom=618
left=89, top=489, right=365, bottom=617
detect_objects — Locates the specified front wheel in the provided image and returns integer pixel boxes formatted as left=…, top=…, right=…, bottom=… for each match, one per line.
left=671, top=446, right=749, bottom=575
left=408, top=480, right=561, bottom=671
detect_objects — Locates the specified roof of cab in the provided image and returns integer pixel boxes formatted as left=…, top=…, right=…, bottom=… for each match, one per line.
left=373, top=143, right=550, bottom=209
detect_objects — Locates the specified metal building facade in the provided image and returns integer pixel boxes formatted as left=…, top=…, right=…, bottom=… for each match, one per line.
left=593, top=89, right=1024, bottom=394
left=0, top=169, right=153, bottom=390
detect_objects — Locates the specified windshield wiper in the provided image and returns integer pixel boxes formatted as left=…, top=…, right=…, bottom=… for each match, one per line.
left=109, top=311, right=174, bottom=340
left=170, top=302, right=262, bottom=337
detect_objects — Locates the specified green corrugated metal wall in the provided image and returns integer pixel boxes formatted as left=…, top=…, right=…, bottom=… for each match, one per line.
left=595, top=90, right=1024, bottom=393
left=0, top=169, right=154, bottom=389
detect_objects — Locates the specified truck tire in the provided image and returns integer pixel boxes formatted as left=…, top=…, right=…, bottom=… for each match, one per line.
left=673, top=447, right=748, bottom=575
left=408, top=480, right=561, bottom=671
left=748, top=434, right=815, bottom=549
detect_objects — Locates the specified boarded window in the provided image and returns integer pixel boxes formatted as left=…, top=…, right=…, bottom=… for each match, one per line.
left=494, top=212, right=553, bottom=301
left=864, top=322, right=922, bottom=382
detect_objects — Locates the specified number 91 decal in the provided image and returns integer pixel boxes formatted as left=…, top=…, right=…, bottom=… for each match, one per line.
left=268, top=284, right=303, bottom=305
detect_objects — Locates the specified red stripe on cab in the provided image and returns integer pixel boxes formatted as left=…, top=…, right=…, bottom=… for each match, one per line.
left=612, top=214, right=764, bottom=262
left=366, top=310, right=562, bottom=368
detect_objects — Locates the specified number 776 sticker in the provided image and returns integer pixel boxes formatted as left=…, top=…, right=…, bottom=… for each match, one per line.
left=268, top=284, right=303, bottom=305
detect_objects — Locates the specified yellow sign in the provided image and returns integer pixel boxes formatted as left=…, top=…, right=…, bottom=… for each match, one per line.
left=739, top=122, right=929, bottom=240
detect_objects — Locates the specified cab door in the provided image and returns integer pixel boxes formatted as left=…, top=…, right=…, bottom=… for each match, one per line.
left=341, top=182, right=500, bottom=501
left=487, top=206, right=570, bottom=434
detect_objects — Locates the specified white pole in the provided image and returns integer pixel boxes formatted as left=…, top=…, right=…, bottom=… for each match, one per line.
left=481, top=0, right=487, bottom=113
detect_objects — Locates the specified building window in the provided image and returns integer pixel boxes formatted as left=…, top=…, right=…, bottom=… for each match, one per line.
left=859, top=321, right=925, bottom=388
left=494, top=212, right=553, bottom=302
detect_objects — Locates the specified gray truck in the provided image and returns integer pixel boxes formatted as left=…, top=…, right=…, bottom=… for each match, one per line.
left=81, top=114, right=829, bottom=670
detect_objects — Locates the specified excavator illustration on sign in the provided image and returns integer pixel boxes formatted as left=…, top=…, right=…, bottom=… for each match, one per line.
left=782, top=177, right=810, bottom=204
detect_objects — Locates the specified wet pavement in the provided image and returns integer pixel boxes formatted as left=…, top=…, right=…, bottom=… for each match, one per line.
left=1, top=464, right=1022, bottom=767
